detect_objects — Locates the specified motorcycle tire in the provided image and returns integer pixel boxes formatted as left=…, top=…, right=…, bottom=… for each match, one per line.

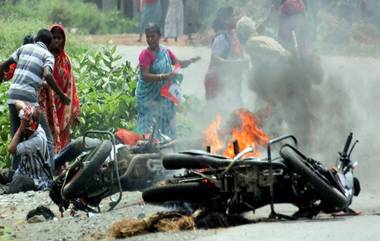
left=143, top=182, right=212, bottom=203
left=62, top=140, right=112, bottom=200
left=280, top=145, right=348, bottom=210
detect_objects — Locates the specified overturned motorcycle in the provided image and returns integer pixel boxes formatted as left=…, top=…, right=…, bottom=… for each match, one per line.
left=143, top=133, right=361, bottom=219
left=49, top=129, right=175, bottom=214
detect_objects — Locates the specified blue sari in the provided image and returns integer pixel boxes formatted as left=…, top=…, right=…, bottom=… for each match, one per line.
left=136, top=46, right=176, bottom=138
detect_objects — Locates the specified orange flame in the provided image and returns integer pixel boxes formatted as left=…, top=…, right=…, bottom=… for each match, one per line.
left=203, top=113, right=223, bottom=153
left=204, top=109, right=269, bottom=158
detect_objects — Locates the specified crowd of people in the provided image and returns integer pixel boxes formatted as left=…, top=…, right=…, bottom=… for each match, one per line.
left=0, top=26, right=79, bottom=193
left=0, top=0, right=313, bottom=195
left=137, top=0, right=208, bottom=42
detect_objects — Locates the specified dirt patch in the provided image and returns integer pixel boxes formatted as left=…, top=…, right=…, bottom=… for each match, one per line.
left=75, top=33, right=212, bottom=47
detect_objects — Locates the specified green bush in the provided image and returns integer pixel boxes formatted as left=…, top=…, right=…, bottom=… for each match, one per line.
left=0, top=45, right=138, bottom=168
left=0, top=19, right=47, bottom=57
left=0, top=0, right=137, bottom=34
left=72, top=46, right=138, bottom=136
left=0, top=82, right=11, bottom=168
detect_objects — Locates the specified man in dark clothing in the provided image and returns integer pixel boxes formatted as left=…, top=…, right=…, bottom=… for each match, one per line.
left=0, top=29, right=70, bottom=171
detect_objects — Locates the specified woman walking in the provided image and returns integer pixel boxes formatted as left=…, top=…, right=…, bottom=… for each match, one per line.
left=136, top=23, right=199, bottom=138
left=163, top=0, right=184, bottom=42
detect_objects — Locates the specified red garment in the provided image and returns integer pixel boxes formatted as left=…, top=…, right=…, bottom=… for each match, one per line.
left=40, top=24, right=80, bottom=153
left=115, top=129, right=143, bottom=145
left=281, top=0, right=305, bottom=16
left=3, top=63, right=16, bottom=81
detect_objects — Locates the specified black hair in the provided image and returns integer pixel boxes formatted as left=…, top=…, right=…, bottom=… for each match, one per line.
left=23, top=35, right=34, bottom=45
left=213, top=6, right=234, bottom=32
left=145, top=22, right=161, bottom=36
left=35, top=29, right=53, bottom=46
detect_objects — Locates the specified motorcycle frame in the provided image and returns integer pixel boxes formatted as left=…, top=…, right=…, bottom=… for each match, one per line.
left=83, top=130, right=123, bottom=211
left=266, top=134, right=298, bottom=219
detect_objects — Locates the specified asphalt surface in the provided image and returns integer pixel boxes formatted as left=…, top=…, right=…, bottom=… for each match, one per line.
left=0, top=46, right=379, bottom=241
left=116, top=45, right=380, bottom=240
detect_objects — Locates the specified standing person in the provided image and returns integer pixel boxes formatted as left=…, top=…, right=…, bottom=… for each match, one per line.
left=136, top=23, right=199, bottom=138
left=160, top=0, right=169, bottom=35
left=39, top=24, right=80, bottom=163
left=2, top=35, right=35, bottom=81
left=277, top=0, right=309, bottom=52
left=183, top=0, right=201, bottom=40
left=163, top=0, right=184, bottom=42
left=204, top=7, right=247, bottom=110
left=0, top=29, right=70, bottom=171
left=6, top=102, right=52, bottom=193
left=138, top=0, right=162, bottom=42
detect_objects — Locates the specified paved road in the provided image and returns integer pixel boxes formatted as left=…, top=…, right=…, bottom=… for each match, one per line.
left=116, top=45, right=380, bottom=240
left=1, top=46, right=379, bottom=241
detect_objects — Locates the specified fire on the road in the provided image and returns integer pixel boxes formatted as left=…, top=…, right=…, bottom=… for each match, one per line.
left=203, top=109, right=269, bottom=158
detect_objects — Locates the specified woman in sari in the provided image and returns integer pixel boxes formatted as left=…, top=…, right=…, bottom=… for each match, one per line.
left=39, top=24, right=80, bottom=168
left=204, top=7, right=247, bottom=111
left=136, top=23, right=199, bottom=139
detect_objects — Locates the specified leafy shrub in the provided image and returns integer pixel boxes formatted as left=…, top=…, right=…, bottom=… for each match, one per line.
left=0, top=82, right=11, bottom=168
left=0, top=18, right=47, bottom=57
left=0, top=45, right=138, bottom=168
left=71, top=46, right=138, bottom=136
left=0, top=0, right=137, bottom=34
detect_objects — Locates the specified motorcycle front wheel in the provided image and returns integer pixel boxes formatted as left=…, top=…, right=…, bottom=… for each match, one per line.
left=62, top=140, right=112, bottom=200
left=280, top=145, right=349, bottom=210
left=142, top=182, right=213, bottom=204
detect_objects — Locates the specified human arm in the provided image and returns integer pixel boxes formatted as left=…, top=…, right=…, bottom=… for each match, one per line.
left=8, top=117, right=27, bottom=154
left=140, top=66, right=176, bottom=82
left=43, top=67, right=70, bottom=105
left=139, top=49, right=177, bottom=82
left=174, top=56, right=201, bottom=68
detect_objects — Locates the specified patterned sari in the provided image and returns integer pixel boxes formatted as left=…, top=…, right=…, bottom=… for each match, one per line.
left=39, top=24, right=80, bottom=153
left=136, top=46, right=176, bottom=138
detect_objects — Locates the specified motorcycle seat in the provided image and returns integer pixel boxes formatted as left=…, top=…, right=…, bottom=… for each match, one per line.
left=163, top=151, right=232, bottom=170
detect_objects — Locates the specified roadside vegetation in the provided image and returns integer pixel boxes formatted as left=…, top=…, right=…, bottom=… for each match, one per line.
left=0, top=0, right=137, bottom=36
left=0, top=45, right=138, bottom=168
left=0, top=0, right=139, bottom=167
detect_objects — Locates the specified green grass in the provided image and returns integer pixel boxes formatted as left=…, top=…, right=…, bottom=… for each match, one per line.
left=0, top=0, right=138, bottom=35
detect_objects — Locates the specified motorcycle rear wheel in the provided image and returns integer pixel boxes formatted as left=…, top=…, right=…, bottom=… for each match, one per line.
left=62, top=140, right=112, bottom=200
left=143, top=182, right=212, bottom=203
left=280, top=145, right=348, bottom=210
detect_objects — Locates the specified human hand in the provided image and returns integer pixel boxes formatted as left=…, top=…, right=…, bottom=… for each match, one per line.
left=41, top=80, right=48, bottom=88
left=61, top=94, right=71, bottom=105
left=167, top=71, right=177, bottom=80
left=19, top=113, right=30, bottom=131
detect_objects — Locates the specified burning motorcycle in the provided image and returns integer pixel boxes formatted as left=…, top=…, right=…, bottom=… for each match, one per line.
left=49, top=127, right=175, bottom=214
left=142, top=133, right=360, bottom=218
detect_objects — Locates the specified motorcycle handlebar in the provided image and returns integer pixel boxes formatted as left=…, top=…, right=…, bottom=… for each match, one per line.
left=342, top=132, right=353, bottom=157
